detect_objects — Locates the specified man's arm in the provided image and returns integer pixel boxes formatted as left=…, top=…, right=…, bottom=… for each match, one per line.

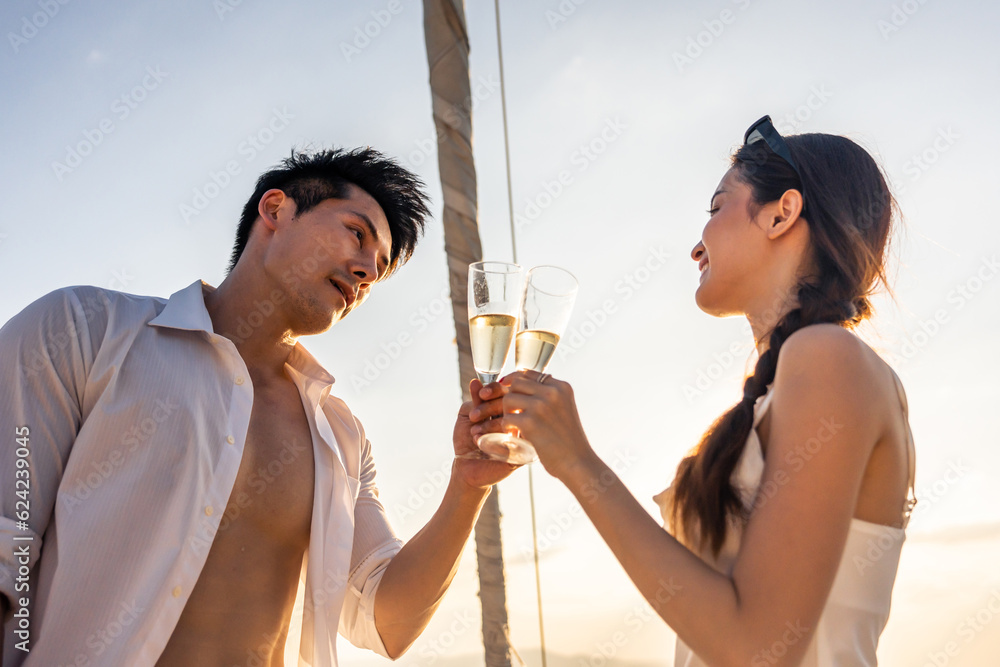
left=372, top=381, right=513, bottom=658
left=0, top=288, right=103, bottom=658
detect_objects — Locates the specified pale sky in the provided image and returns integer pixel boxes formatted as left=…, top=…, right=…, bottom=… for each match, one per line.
left=2, top=0, right=998, bottom=665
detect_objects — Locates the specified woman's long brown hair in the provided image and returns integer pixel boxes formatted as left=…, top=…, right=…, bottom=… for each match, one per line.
left=669, top=133, right=898, bottom=556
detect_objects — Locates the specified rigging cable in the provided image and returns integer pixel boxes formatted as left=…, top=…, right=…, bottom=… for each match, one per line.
left=492, top=1, right=548, bottom=665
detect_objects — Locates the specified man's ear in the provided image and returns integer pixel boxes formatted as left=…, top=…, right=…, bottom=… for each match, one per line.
left=257, top=189, right=290, bottom=232
left=766, top=188, right=805, bottom=240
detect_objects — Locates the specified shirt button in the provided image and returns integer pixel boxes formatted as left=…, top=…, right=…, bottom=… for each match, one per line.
left=226, top=435, right=235, bottom=445
left=235, top=376, right=244, bottom=385
left=205, top=506, right=213, bottom=516
left=172, top=586, right=182, bottom=598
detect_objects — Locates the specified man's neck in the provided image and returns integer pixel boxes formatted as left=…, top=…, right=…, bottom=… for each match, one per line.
left=202, top=279, right=296, bottom=383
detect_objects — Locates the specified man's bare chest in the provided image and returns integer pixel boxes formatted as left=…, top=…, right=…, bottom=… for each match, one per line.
left=222, top=383, right=316, bottom=545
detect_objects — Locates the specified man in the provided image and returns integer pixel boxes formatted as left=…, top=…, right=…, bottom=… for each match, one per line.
left=0, top=148, right=513, bottom=666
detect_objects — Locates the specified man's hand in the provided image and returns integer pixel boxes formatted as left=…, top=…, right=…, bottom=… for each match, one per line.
left=451, top=379, right=520, bottom=489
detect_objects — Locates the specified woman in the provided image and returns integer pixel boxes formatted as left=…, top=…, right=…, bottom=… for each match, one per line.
left=477, top=116, right=916, bottom=666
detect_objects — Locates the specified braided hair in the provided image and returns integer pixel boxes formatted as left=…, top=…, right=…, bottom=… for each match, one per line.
left=669, top=133, right=897, bottom=556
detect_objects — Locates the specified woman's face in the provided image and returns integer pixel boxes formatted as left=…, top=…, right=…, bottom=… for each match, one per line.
left=690, top=168, right=772, bottom=317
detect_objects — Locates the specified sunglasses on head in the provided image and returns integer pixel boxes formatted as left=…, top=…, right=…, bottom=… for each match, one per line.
left=743, top=115, right=806, bottom=203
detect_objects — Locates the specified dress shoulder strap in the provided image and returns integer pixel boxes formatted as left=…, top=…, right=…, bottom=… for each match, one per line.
left=888, top=368, right=917, bottom=527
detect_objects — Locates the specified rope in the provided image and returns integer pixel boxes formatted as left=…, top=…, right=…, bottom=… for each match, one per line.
left=503, top=624, right=528, bottom=666
left=493, top=1, right=548, bottom=665
left=495, top=0, right=519, bottom=268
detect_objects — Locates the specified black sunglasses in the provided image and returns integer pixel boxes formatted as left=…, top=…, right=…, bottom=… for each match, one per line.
left=743, top=115, right=806, bottom=202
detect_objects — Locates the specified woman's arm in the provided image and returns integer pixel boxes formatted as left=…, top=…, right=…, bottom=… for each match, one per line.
left=495, top=325, right=887, bottom=667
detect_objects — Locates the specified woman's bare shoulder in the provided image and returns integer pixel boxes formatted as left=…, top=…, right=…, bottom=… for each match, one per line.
left=773, top=323, right=897, bottom=426
left=780, top=324, right=890, bottom=380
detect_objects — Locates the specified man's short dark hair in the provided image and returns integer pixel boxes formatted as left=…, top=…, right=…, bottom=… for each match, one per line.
left=228, top=147, right=430, bottom=275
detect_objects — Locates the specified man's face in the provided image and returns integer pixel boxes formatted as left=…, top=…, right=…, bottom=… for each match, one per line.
left=263, top=183, right=392, bottom=335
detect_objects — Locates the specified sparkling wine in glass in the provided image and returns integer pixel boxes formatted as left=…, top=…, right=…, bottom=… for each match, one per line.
left=469, top=314, right=517, bottom=385
left=476, top=265, right=578, bottom=464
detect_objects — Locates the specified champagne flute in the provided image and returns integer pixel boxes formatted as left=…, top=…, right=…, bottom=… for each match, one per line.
left=468, top=260, right=523, bottom=385
left=464, top=261, right=522, bottom=461
left=476, top=265, right=578, bottom=464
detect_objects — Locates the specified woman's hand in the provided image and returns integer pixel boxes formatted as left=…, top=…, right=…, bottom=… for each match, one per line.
left=500, top=370, right=599, bottom=482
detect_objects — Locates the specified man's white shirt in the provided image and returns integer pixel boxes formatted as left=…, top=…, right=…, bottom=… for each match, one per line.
left=0, top=279, right=401, bottom=666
